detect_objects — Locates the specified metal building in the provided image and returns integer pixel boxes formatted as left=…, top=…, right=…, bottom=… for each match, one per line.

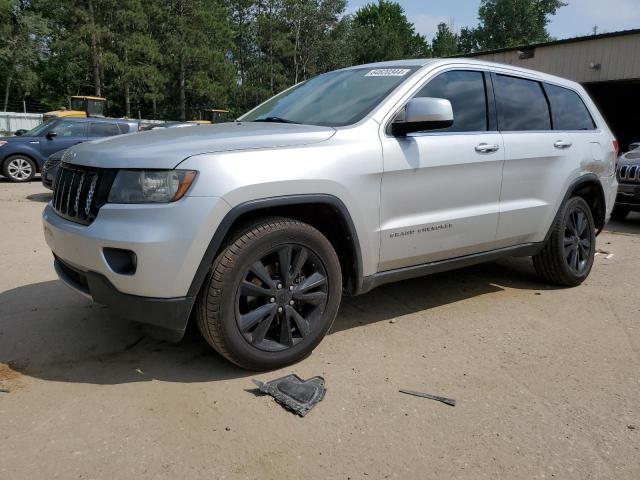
left=468, top=29, right=640, bottom=150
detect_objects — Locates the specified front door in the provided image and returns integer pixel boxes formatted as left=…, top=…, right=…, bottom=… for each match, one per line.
left=379, top=70, right=505, bottom=271
left=40, top=120, right=88, bottom=159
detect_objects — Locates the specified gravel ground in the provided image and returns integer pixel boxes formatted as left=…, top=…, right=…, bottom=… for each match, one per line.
left=1, top=179, right=639, bottom=479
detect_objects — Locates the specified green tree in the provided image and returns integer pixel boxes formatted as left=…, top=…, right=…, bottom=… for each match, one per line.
left=432, top=22, right=458, bottom=57
left=160, top=0, right=235, bottom=121
left=474, top=0, right=566, bottom=50
left=105, top=0, right=165, bottom=118
left=0, top=0, right=49, bottom=111
left=351, top=0, right=430, bottom=64
left=457, top=26, right=479, bottom=54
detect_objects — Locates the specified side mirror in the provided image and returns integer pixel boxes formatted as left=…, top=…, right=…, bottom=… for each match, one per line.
left=46, top=131, right=57, bottom=140
left=391, top=97, right=454, bottom=137
left=14, top=129, right=27, bottom=136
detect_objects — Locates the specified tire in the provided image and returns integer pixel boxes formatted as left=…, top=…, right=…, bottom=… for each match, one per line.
left=2, top=155, right=37, bottom=182
left=195, top=217, right=342, bottom=370
left=610, top=206, right=629, bottom=221
left=533, top=196, right=596, bottom=287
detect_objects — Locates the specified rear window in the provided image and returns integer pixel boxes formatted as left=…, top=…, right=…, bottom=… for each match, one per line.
left=89, top=122, right=121, bottom=137
left=494, top=74, right=551, bottom=131
left=544, top=84, right=596, bottom=130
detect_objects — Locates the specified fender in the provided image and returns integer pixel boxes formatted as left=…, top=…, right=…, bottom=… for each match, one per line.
left=185, top=194, right=364, bottom=299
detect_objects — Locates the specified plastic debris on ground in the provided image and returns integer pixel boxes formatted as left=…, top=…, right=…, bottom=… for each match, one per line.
left=253, top=374, right=326, bottom=417
left=399, top=388, right=456, bottom=406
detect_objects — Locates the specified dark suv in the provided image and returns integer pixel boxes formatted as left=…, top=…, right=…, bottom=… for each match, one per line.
left=612, top=147, right=640, bottom=220
left=0, top=117, right=139, bottom=182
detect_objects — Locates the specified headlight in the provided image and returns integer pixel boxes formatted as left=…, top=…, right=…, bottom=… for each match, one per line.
left=108, top=169, right=197, bottom=204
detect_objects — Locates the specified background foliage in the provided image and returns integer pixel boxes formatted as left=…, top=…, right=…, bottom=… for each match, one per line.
left=0, top=0, right=564, bottom=120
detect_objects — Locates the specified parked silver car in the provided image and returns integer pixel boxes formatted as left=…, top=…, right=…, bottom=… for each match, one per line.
left=43, top=59, right=618, bottom=370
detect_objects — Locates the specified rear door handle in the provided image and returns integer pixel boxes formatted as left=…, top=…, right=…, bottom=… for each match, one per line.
left=475, top=143, right=500, bottom=153
left=554, top=140, right=573, bottom=149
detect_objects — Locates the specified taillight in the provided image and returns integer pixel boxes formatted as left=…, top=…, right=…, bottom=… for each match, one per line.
left=613, top=140, right=620, bottom=168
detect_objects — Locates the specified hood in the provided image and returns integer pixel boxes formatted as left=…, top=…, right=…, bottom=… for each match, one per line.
left=67, top=122, right=336, bottom=169
left=620, top=149, right=640, bottom=165
left=0, top=135, right=35, bottom=143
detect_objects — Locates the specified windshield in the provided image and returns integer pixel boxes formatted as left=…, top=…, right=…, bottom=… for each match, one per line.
left=22, top=120, right=55, bottom=137
left=240, top=66, right=419, bottom=127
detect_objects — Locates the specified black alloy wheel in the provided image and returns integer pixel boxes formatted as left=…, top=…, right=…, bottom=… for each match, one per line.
left=236, top=244, right=329, bottom=352
left=563, top=207, right=592, bottom=275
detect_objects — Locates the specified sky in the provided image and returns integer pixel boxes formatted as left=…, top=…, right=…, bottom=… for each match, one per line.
left=347, top=0, right=640, bottom=42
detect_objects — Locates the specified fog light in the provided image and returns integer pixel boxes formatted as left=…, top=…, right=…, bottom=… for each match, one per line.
left=103, top=248, right=137, bottom=275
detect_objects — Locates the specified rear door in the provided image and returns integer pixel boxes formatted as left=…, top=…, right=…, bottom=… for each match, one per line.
left=40, top=120, right=88, bottom=158
left=493, top=73, right=575, bottom=244
left=87, top=121, right=124, bottom=139
left=379, top=69, right=505, bottom=271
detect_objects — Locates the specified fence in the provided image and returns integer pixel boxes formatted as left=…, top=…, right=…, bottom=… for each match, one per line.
left=0, top=112, right=43, bottom=135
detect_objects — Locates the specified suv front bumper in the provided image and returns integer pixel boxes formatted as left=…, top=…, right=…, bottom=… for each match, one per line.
left=615, top=183, right=640, bottom=211
left=43, top=196, right=230, bottom=336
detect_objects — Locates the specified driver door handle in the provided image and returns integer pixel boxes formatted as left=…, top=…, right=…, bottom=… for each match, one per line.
left=475, top=143, right=500, bottom=153
left=554, top=140, right=573, bottom=149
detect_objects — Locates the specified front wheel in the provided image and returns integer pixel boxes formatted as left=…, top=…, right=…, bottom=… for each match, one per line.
left=533, top=196, right=596, bottom=286
left=2, top=155, right=37, bottom=182
left=195, top=217, right=342, bottom=370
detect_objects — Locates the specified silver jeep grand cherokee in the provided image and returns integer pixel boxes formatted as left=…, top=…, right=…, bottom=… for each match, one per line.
left=43, top=59, right=618, bottom=370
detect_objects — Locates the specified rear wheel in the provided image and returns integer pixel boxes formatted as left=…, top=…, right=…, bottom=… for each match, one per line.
left=533, top=196, right=596, bottom=286
left=2, top=155, right=36, bottom=182
left=610, top=206, right=629, bottom=221
left=195, top=217, right=342, bottom=370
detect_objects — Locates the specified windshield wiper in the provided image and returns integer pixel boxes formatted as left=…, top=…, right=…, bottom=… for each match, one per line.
left=253, top=116, right=300, bottom=124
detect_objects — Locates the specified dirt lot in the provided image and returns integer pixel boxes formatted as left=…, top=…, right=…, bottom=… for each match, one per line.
left=1, top=179, right=639, bottom=479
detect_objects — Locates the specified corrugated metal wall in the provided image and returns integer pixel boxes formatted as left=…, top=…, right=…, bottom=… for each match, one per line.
left=471, top=33, right=640, bottom=83
left=0, top=112, right=43, bottom=135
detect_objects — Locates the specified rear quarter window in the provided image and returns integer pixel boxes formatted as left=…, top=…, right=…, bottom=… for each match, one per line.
left=494, top=74, right=551, bottom=131
left=544, top=84, right=596, bottom=130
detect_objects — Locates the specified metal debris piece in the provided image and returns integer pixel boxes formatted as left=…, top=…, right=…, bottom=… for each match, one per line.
left=253, top=374, right=326, bottom=417
left=399, top=388, right=456, bottom=407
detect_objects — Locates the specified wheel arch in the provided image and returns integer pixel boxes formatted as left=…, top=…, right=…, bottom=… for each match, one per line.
left=546, top=173, right=607, bottom=240
left=186, top=194, right=364, bottom=302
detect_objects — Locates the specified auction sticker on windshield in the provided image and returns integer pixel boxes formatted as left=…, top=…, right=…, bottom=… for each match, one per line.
left=365, top=69, right=411, bottom=77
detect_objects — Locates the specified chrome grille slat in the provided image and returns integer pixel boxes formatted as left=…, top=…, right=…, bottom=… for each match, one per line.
left=65, top=172, right=76, bottom=215
left=73, top=173, right=85, bottom=216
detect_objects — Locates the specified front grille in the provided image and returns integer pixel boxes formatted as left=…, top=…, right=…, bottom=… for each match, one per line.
left=52, top=163, right=116, bottom=225
left=617, top=164, right=640, bottom=183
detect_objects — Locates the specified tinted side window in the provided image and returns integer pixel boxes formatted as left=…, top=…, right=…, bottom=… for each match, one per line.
left=89, top=122, right=121, bottom=137
left=50, top=120, right=87, bottom=137
left=117, top=123, right=133, bottom=134
left=545, top=84, right=595, bottom=130
left=415, top=70, right=487, bottom=132
left=494, top=74, right=551, bottom=131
